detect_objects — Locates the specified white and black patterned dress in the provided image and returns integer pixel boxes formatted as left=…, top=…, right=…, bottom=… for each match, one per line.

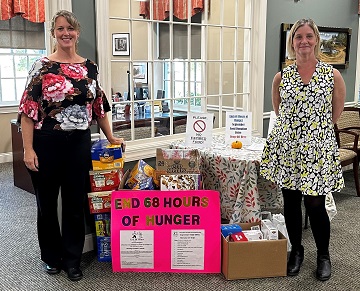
left=260, top=61, right=344, bottom=196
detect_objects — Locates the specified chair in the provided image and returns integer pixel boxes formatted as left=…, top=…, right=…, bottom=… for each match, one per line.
left=305, top=129, right=360, bottom=229
left=335, top=107, right=360, bottom=155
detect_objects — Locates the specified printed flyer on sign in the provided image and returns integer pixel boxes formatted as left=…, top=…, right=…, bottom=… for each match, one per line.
left=120, top=230, right=154, bottom=269
left=171, top=230, right=205, bottom=270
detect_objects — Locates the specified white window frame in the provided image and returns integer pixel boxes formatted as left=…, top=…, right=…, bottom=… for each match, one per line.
left=95, top=0, right=267, bottom=162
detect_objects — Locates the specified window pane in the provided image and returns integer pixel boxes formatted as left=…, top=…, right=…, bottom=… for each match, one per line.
left=174, top=81, right=184, bottom=98
left=14, top=56, right=29, bottom=77
left=1, top=79, right=15, bottom=101
left=16, top=78, right=26, bottom=100
left=0, top=55, right=14, bottom=77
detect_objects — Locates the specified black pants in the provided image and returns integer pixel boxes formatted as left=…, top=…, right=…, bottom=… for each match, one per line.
left=28, top=129, right=92, bottom=269
left=282, top=188, right=330, bottom=256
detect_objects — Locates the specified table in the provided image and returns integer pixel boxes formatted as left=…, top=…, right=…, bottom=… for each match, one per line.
left=170, top=134, right=337, bottom=223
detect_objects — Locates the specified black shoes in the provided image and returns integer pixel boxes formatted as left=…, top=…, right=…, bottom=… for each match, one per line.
left=287, top=245, right=304, bottom=276
left=65, top=267, right=83, bottom=282
left=316, top=254, right=331, bottom=281
left=45, top=264, right=61, bottom=275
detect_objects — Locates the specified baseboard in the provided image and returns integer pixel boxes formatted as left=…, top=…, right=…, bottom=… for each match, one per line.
left=0, top=152, right=13, bottom=163
left=83, top=233, right=96, bottom=253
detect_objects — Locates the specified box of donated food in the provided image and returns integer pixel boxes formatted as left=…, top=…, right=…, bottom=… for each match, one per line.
left=221, top=222, right=287, bottom=280
left=91, top=139, right=125, bottom=170
left=156, top=148, right=200, bottom=174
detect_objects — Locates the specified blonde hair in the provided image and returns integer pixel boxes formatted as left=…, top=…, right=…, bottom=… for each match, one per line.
left=50, top=10, right=81, bottom=52
left=286, top=18, right=320, bottom=59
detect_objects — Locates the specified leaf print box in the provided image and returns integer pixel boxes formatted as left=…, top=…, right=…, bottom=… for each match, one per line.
left=91, top=139, right=125, bottom=170
left=222, top=222, right=287, bottom=280
left=156, top=148, right=200, bottom=174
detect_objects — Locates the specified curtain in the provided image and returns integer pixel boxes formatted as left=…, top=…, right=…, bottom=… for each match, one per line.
left=140, top=0, right=204, bottom=21
left=0, top=0, right=45, bottom=22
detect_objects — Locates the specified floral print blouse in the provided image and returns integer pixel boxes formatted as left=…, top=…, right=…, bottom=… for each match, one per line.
left=18, top=57, right=110, bottom=131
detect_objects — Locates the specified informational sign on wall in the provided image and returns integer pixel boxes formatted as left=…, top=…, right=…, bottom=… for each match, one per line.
left=185, top=113, right=214, bottom=148
left=225, top=111, right=252, bottom=145
left=111, top=190, right=221, bottom=273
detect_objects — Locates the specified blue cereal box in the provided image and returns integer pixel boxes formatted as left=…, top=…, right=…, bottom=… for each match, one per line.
left=91, top=139, right=125, bottom=170
left=96, top=236, right=111, bottom=262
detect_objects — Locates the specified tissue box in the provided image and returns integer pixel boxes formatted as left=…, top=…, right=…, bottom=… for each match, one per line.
left=91, top=139, right=125, bottom=170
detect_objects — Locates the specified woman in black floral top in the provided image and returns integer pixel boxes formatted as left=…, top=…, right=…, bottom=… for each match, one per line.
left=17, top=10, right=124, bottom=282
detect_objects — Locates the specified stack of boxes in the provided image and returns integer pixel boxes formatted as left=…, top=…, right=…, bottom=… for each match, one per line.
left=87, top=139, right=125, bottom=262
left=155, top=148, right=201, bottom=191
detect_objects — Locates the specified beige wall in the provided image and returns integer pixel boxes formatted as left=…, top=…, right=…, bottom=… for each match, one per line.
left=0, top=112, right=17, bottom=155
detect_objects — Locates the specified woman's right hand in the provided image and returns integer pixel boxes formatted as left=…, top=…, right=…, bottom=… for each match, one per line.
left=24, top=148, right=39, bottom=171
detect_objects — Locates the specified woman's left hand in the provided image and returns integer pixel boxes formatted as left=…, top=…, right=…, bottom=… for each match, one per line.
left=107, top=136, right=126, bottom=152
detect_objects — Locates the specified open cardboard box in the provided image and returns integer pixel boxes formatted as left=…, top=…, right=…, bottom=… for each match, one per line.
left=221, top=222, right=287, bottom=280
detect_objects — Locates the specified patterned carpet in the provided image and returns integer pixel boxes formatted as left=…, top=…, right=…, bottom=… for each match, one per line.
left=0, top=162, right=359, bottom=291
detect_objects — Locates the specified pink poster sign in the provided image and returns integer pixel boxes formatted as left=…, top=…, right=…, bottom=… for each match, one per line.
left=111, top=190, right=221, bottom=273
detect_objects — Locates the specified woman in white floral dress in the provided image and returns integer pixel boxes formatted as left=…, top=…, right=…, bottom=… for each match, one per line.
left=17, top=10, right=124, bottom=281
left=260, top=19, right=345, bottom=281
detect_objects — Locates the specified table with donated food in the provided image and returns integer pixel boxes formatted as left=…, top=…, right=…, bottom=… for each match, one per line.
left=170, top=134, right=337, bottom=223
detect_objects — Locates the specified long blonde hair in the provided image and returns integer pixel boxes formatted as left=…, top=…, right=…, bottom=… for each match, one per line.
left=50, top=10, right=81, bottom=53
left=286, top=18, right=320, bottom=60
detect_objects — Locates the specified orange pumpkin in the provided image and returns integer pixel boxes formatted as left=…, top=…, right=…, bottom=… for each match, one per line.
left=231, top=140, right=243, bottom=149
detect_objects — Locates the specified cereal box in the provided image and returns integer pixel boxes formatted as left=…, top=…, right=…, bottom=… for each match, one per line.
left=91, top=139, right=125, bottom=170
left=156, top=148, right=200, bottom=174
left=87, top=191, right=112, bottom=214
left=94, top=213, right=111, bottom=237
left=96, top=236, right=111, bottom=262
left=89, top=169, right=123, bottom=192
left=160, top=174, right=202, bottom=190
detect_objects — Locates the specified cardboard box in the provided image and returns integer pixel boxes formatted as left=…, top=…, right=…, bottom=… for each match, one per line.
left=160, top=174, right=201, bottom=190
left=221, top=222, right=287, bottom=280
left=87, top=191, right=112, bottom=214
left=96, top=236, right=111, bottom=262
left=156, top=148, right=200, bottom=174
left=89, top=169, right=123, bottom=192
left=91, top=139, right=125, bottom=170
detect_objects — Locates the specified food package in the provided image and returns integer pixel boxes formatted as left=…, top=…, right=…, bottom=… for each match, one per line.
left=160, top=174, right=201, bottom=191
left=87, top=191, right=112, bottom=214
left=89, top=169, right=123, bottom=192
left=91, top=139, right=125, bottom=170
left=125, top=160, right=156, bottom=190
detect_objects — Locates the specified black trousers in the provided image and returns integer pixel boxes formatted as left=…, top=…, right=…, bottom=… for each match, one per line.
left=282, top=188, right=330, bottom=256
left=28, top=129, right=92, bottom=268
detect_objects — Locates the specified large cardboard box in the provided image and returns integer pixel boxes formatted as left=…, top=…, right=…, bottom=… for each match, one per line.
left=156, top=148, right=200, bottom=174
left=221, top=222, right=287, bottom=280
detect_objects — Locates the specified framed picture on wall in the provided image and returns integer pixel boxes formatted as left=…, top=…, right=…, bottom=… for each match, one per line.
left=133, top=62, right=148, bottom=84
left=280, top=23, right=351, bottom=70
left=112, top=33, right=130, bottom=56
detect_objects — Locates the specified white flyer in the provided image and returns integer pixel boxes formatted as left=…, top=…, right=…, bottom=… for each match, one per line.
left=171, top=230, right=205, bottom=270
left=120, top=230, right=154, bottom=269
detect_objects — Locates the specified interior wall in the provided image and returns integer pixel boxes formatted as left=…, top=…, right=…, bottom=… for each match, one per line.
left=263, top=0, right=359, bottom=136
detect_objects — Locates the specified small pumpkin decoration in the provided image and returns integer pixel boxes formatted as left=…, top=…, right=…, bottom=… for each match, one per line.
left=231, top=140, right=243, bottom=149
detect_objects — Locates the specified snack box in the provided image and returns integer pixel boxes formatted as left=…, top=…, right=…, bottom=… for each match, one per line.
left=89, top=169, right=123, bottom=192
left=221, top=224, right=242, bottom=237
left=156, top=148, right=200, bottom=174
left=222, top=222, right=287, bottom=280
left=87, top=191, right=112, bottom=214
left=91, top=139, right=125, bottom=170
left=94, top=213, right=111, bottom=237
left=160, top=174, right=201, bottom=191
left=125, top=160, right=156, bottom=190
left=96, top=236, right=111, bottom=262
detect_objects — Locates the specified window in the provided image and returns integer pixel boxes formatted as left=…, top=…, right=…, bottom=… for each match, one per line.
left=0, top=15, right=45, bottom=107
left=97, top=0, right=266, bottom=161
